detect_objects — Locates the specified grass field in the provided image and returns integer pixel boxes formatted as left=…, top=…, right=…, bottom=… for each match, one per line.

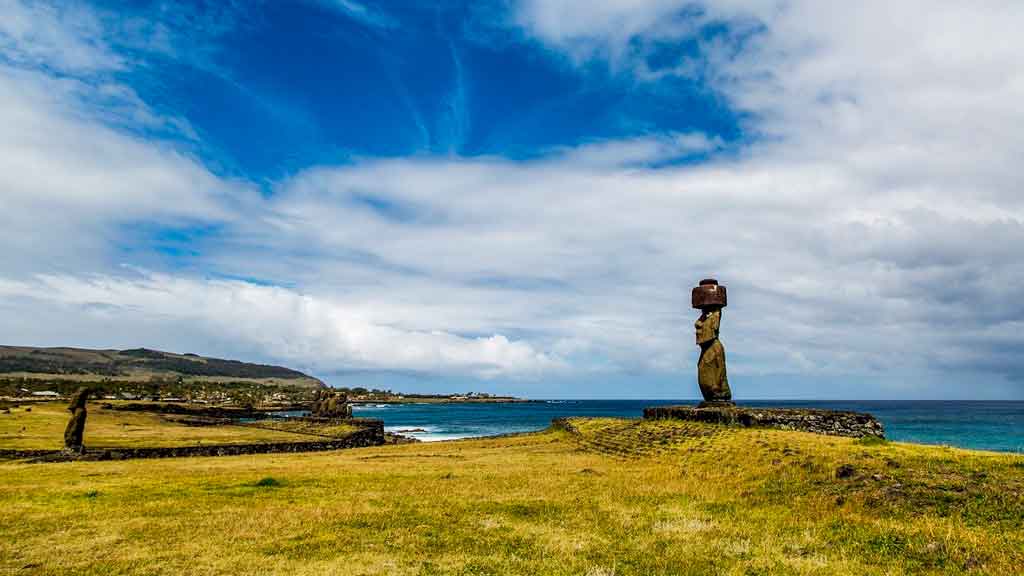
left=1, top=417, right=1022, bottom=575
left=0, top=402, right=332, bottom=449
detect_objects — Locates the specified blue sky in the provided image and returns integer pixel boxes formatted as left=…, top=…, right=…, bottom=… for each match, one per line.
left=2, top=0, right=1024, bottom=399
left=97, top=1, right=742, bottom=179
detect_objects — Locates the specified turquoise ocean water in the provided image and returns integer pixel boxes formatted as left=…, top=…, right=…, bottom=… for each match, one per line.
left=352, top=400, right=1024, bottom=453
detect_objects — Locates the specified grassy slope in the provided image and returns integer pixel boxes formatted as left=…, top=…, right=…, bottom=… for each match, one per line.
left=0, top=403, right=337, bottom=449
left=1, top=418, right=1022, bottom=575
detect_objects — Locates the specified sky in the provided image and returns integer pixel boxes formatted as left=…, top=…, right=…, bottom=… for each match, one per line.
left=1, top=0, right=1023, bottom=399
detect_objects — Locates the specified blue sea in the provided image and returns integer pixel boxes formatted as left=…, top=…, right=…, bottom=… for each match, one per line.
left=352, top=400, right=1024, bottom=453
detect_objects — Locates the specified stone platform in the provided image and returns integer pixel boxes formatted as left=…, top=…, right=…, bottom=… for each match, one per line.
left=0, top=419, right=386, bottom=463
left=643, top=405, right=885, bottom=439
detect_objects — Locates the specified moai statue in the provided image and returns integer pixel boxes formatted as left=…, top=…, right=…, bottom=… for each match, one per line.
left=328, top=392, right=352, bottom=419
left=311, top=390, right=352, bottom=419
left=341, top=394, right=352, bottom=418
left=63, top=387, right=91, bottom=454
left=311, top=389, right=325, bottom=415
left=692, top=279, right=733, bottom=407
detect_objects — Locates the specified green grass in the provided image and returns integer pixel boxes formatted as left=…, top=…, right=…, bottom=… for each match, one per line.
left=855, top=435, right=888, bottom=446
left=0, top=417, right=1021, bottom=575
left=241, top=419, right=359, bottom=439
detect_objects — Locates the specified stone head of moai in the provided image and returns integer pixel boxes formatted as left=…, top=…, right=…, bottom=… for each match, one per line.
left=691, top=279, right=733, bottom=406
left=67, top=387, right=90, bottom=412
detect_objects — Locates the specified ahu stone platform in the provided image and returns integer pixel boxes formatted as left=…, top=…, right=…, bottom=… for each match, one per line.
left=0, top=418, right=386, bottom=463
left=643, top=405, right=885, bottom=439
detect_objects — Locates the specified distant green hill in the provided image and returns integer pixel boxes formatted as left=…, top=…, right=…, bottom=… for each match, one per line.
left=0, top=346, right=325, bottom=390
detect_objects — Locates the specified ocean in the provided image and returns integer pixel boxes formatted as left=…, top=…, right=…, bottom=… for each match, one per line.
left=352, top=400, right=1024, bottom=453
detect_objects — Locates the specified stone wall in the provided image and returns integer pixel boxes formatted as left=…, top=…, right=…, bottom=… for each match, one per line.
left=108, top=402, right=308, bottom=419
left=643, top=405, right=885, bottom=439
left=0, top=418, right=385, bottom=462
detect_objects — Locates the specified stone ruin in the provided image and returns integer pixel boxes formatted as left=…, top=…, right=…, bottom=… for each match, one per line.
left=63, top=387, right=91, bottom=454
left=311, top=389, right=352, bottom=419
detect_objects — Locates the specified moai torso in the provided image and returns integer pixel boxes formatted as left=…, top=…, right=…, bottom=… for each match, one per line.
left=63, top=387, right=90, bottom=453
left=695, top=309, right=721, bottom=346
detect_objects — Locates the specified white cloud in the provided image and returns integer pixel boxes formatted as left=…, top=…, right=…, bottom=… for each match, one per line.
left=0, top=0, right=121, bottom=71
left=513, top=0, right=705, bottom=65
left=560, top=133, right=722, bottom=167
left=0, top=0, right=549, bottom=382
left=0, top=273, right=563, bottom=378
left=236, top=148, right=1024, bottom=384
left=498, top=1, right=1024, bottom=388
left=0, top=0, right=251, bottom=275
left=0, top=64, right=249, bottom=275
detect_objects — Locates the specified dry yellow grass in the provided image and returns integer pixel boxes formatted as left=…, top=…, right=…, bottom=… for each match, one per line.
left=0, top=417, right=1022, bottom=575
left=0, top=402, right=314, bottom=449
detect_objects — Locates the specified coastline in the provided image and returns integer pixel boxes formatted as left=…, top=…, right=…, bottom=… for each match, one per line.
left=352, top=399, right=1024, bottom=453
left=350, top=397, right=536, bottom=405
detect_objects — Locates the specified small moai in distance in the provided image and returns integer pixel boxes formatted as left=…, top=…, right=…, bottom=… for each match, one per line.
left=63, top=387, right=91, bottom=454
left=311, top=389, right=352, bottom=419
left=692, top=279, right=733, bottom=407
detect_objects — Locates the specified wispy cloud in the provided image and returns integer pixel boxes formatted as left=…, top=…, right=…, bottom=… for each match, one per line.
left=0, top=0, right=121, bottom=71
left=0, top=65, right=246, bottom=273
left=323, top=0, right=397, bottom=29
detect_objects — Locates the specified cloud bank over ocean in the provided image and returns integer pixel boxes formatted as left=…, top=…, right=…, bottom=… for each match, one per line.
left=2, top=1, right=1022, bottom=398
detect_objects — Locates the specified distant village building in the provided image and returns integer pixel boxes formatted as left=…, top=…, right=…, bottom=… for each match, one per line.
left=31, top=390, right=60, bottom=397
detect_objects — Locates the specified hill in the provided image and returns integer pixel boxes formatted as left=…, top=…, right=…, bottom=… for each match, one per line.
left=0, top=345, right=325, bottom=391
